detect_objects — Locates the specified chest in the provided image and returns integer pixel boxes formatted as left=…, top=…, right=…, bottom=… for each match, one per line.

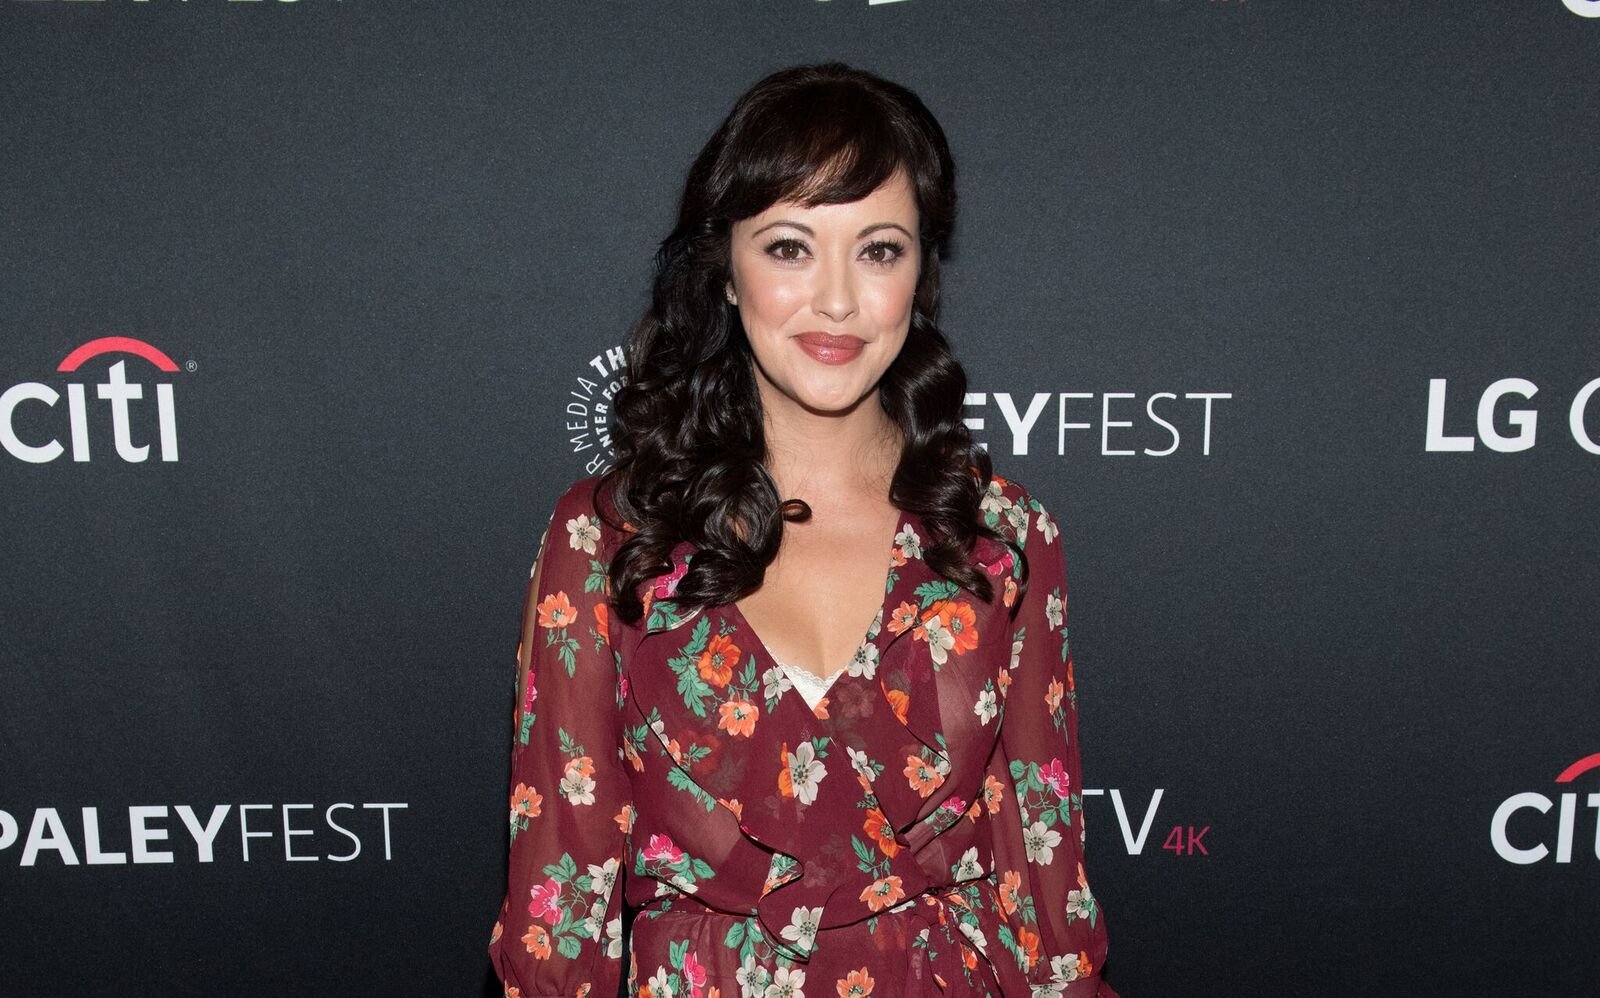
left=734, top=506, right=903, bottom=678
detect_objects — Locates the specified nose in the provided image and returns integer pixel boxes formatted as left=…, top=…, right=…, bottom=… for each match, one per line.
left=811, top=255, right=859, bottom=323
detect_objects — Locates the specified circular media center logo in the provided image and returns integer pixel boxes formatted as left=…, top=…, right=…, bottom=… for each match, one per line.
left=561, top=344, right=626, bottom=476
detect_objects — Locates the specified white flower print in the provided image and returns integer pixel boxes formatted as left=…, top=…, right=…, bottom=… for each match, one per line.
left=920, top=615, right=956, bottom=666
left=780, top=905, right=823, bottom=954
left=958, top=917, right=989, bottom=954
left=951, top=846, right=983, bottom=882
left=764, top=966, right=806, bottom=998
left=588, top=857, right=618, bottom=896
left=847, top=642, right=879, bottom=679
left=1067, top=885, right=1096, bottom=921
left=1031, top=987, right=1066, bottom=998
left=979, top=481, right=1011, bottom=515
left=974, top=687, right=998, bottom=725
left=893, top=523, right=923, bottom=560
left=786, top=741, right=826, bottom=806
left=1045, top=593, right=1065, bottom=630
left=1050, top=952, right=1082, bottom=983
left=847, top=746, right=876, bottom=781
left=1023, top=820, right=1062, bottom=865
left=1010, top=637, right=1024, bottom=671
left=1036, top=508, right=1059, bottom=544
left=566, top=514, right=601, bottom=555
left=558, top=771, right=596, bottom=806
left=605, top=915, right=623, bottom=959
left=762, top=665, right=793, bottom=704
left=648, top=966, right=675, bottom=997
left=737, top=955, right=772, bottom=997
left=1004, top=502, right=1028, bottom=536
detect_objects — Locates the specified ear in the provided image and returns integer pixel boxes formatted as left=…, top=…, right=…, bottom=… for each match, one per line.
left=724, top=282, right=738, bottom=306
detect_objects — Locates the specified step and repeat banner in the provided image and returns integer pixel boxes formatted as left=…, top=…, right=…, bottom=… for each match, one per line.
left=2, top=2, right=1596, bottom=995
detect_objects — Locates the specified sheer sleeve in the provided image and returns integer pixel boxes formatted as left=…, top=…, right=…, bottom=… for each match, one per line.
left=489, top=481, right=630, bottom=998
left=990, top=479, right=1116, bottom=997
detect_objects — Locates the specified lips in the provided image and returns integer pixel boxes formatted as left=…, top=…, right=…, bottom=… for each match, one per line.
left=795, top=331, right=865, bottom=365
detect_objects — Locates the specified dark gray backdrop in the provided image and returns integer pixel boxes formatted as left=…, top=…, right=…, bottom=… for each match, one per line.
left=3, top=1, right=1597, bottom=995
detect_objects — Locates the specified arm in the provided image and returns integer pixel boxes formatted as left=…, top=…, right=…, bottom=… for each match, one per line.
left=989, top=480, right=1115, bottom=997
left=489, top=483, right=630, bottom=998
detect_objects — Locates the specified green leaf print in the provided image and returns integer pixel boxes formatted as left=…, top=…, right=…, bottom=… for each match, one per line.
left=913, top=579, right=961, bottom=608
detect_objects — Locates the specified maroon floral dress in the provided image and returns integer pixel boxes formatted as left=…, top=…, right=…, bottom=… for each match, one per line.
left=489, top=473, right=1117, bottom=998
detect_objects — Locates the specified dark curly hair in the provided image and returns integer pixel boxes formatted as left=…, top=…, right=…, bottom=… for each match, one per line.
left=597, top=62, right=1021, bottom=624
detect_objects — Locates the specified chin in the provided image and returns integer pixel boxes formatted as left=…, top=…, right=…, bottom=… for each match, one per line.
left=793, top=384, right=873, bottom=415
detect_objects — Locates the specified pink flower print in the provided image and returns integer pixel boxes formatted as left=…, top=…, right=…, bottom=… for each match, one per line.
left=642, top=833, right=684, bottom=865
left=682, top=951, right=708, bottom=998
left=984, top=550, right=1014, bottom=577
left=652, top=559, right=688, bottom=599
left=1041, top=758, right=1071, bottom=799
left=526, top=876, right=562, bottom=926
left=942, top=796, right=968, bottom=815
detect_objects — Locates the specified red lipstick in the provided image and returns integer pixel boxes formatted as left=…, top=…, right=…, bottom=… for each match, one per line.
left=795, top=331, right=865, bottom=365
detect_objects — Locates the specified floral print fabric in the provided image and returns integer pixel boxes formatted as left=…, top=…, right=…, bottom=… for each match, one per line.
left=489, top=474, right=1116, bottom=997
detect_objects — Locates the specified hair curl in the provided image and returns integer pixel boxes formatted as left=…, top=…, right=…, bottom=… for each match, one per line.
left=597, top=62, right=1023, bottom=624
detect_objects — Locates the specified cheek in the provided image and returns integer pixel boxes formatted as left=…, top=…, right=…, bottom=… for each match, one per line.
left=736, top=267, right=807, bottom=327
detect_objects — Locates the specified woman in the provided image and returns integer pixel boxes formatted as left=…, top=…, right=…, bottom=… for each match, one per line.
left=489, top=63, right=1117, bottom=997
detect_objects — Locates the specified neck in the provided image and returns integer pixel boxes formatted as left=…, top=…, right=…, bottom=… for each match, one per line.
left=757, top=380, right=902, bottom=506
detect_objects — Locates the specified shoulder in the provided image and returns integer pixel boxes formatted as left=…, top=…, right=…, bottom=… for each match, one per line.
left=542, top=475, right=627, bottom=564
left=976, top=470, right=1062, bottom=553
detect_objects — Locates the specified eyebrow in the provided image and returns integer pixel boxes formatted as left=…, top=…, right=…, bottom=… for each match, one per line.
left=750, top=220, right=915, bottom=241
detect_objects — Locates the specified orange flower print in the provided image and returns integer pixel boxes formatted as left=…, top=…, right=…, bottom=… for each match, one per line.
left=1045, top=677, right=1065, bottom=712
left=717, top=700, right=759, bottom=737
left=886, top=601, right=920, bottom=635
left=936, top=600, right=980, bottom=655
left=999, top=870, right=1023, bottom=915
left=564, top=756, right=596, bottom=780
left=536, top=592, right=577, bottom=629
left=884, top=688, right=910, bottom=725
left=890, top=546, right=907, bottom=568
left=863, top=806, right=901, bottom=857
left=1077, top=952, right=1094, bottom=978
left=812, top=695, right=830, bottom=720
left=859, top=874, right=905, bottom=912
left=778, top=742, right=794, bottom=799
left=964, top=798, right=982, bottom=822
left=489, top=920, right=503, bottom=944
left=615, top=803, right=635, bottom=833
left=1003, top=575, right=1017, bottom=608
left=997, top=668, right=1012, bottom=697
left=1016, top=925, right=1041, bottom=971
left=623, top=741, right=644, bottom=772
left=982, top=774, right=1005, bottom=815
left=904, top=754, right=944, bottom=798
left=1067, top=657, right=1076, bottom=691
left=837, top=968, right=876, bottom=997
left=717, top=797, right=744, bottom=821
left=511, top=783, right=543, bottom=820
left=697, top=633, right=740, bottom=687
left=506, top=988, right=521, bottom=998
left=522, top=923, right=552, bottom=959
left=593, top=602, right=609, bottom=644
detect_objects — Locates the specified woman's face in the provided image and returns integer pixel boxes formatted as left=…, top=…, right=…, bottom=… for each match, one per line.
left=727, top=170, right=921, bottom=419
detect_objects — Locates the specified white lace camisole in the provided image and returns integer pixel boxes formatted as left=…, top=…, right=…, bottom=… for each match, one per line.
left=771, top=654, right=847, bottom=711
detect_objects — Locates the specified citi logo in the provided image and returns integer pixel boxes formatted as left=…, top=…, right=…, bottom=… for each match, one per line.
left=1490, top=753, right=1600, bottom=864
left=1, top=337, right=182, bottom=464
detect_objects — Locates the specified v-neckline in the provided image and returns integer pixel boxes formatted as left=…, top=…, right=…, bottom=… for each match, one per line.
left=728, top=508, right=910, bottom=689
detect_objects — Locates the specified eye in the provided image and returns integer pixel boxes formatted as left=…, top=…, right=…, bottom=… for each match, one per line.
left=860, top=239, right=906, bottom=266
left=763, top=238, right=809, bottom=262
